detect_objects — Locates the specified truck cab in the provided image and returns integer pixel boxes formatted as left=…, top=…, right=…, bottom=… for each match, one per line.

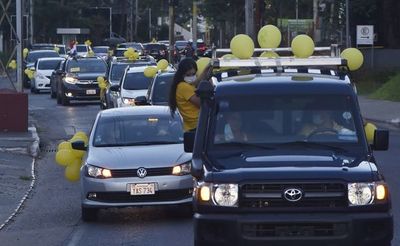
left=185, top=54, right=393, bottom=246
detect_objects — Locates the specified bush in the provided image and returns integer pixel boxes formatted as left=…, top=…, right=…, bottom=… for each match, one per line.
left=370, top=73, right=400, bottom=101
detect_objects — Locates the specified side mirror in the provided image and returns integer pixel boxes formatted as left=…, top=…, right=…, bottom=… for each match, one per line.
left=29, top=67, right=36, bottom=71
left=184, top=131, right=195, bottom=153
left=109, top=84, right=120, bottom=92
left=134, top=96, right=149, bottom=105
left=71, top=141, right=87, bottom=151
left=372, top=129, right=389, bottom=151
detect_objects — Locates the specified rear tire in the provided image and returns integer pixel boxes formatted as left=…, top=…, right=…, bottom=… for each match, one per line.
left=81, top=206, right=98, bottom=222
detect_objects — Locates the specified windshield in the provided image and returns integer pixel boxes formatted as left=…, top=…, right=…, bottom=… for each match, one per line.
left=66, top=59, right=107, bottom=73
left=57, top=46, right=66, bottom=54
left=121, top=43, right=143, bottom=52
left=175, top=41, right=187, bottom=49
left=93, top=114, right=183, bottom=147
left=123, top=72, right=152, bottom=90
left=151, top=74, right=174, bottom=104
left=26, top=51, right=59, bottom=63
left=93, top=47, right=108, bottom=53
left=110, top=64, right=129, bottom=82
left=211, top=95, right=361, bottom=149
left=114, top=49, right=127, bottom=57
left=38, top=60, right=62, bottom=70
left=145, top=44, right=166, bottom=50
left=76, top=45, right=88, bottom=52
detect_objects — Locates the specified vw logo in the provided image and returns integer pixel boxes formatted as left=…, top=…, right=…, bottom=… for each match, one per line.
left=283, top=188, right=303, bottom=202
left=137, top=167, right=147, bottom=178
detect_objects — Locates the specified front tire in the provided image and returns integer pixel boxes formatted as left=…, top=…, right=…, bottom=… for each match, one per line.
left=81, top=206, right=98, bottom=222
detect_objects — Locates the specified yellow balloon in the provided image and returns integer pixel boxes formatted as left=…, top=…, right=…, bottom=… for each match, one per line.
left=8, top=60, right=17, bottom=70
left=23, top=48, right=29, bottom=58
left=218, top=54, right=238, bottom=72
left=257, top=25, right=282, bottom=48
left=260, top=51, right=280, bottom=58
left=230, top=34, right=254, bottom=59
left=71, top=136, right=88, bottom=146
left=157, top=59, right=169, bottom=70
left=84, top=40, right=92, bottom=46
left=196, top=57, right=211, bottom=77
left=341, top=48, right=364, bottom=71
left=97, top=76, right=105, bottom=84
left=144, top=66, right=158, bottom=78
left=71, top=148, right=86, bottom=159
left=55, top=149, right=76, bottom=167
left=364, top=122, right=377, bottom=144
left=74, top=132, right=88, bottom=141
left=58, top=141, right=72, bottom=151
left=291, top=34, right=314, bottom=58
left=54, top=46, right=60, bottom=53
left=65, top=159, right=81, bottom=182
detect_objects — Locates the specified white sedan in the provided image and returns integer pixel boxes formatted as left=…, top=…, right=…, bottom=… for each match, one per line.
left=31, top=57, right=64, bottom=93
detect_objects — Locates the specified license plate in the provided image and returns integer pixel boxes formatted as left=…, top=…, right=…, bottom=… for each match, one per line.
left=129, top=183, right=155, bottom=195
left=86, top=89, right=96, bottom=95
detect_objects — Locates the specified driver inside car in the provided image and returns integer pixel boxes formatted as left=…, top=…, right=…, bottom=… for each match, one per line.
left=299, top=110, right=351, bottom=138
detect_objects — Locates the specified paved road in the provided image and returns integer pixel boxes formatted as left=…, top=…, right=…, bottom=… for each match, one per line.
left=0, top=91, right=398, bottom=245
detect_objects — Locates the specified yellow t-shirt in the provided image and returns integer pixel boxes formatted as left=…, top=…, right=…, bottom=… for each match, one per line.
left=176, top=82, right=199, bottom=131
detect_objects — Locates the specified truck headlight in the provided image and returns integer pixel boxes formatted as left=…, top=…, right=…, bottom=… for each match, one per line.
left=172, top=162, right=191, bottom=176
left=86, top=164, right=112, bottom=179
left=348, top=183, right=374, bottom=206
left=213, top=184, right=239, bottom=207
left=65, top=76, right=78, bottom=84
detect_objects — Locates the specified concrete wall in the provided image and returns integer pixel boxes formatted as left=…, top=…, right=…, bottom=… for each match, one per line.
left=360, top=49, right=400, bottom=70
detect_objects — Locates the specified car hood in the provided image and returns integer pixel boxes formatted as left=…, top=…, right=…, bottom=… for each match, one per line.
left=205, top=152, right=375, bottom=183
left=121, top=89, right=147, bottom=99
left=87, top=144, right=191, bottom=169
left=72, top=73, right=106, bottom=80
left=37, top=70, right=55, bottom=76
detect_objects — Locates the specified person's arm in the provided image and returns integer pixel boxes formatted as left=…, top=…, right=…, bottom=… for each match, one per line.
left=188, top=94, right=200, bottom=108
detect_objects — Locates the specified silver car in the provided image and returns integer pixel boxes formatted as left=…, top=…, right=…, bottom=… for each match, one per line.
left=76, top=106, right=192, bottom=221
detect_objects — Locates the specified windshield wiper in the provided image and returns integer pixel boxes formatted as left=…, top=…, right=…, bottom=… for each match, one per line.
left=215, top=142, right=275, bottom=150
left=276, top=141, right=349, bottom=154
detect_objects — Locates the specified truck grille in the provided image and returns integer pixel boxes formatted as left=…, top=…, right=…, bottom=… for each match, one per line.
left=241, top=183, right=347, bottom=208
left=242, top=222, right=348, bottom=238
left=111, top=167, right=172, bottom=178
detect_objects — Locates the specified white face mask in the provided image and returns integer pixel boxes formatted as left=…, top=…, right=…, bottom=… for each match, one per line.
left=184, top=75, right=197, bottom=84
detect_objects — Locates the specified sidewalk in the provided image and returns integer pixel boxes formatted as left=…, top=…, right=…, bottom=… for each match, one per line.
left=358, top=96, right=400, bottom=128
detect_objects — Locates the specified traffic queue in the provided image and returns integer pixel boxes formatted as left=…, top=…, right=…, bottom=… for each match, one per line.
left=49, top=23, right=392, bottom=246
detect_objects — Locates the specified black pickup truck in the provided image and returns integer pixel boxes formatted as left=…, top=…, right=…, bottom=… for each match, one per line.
left=185, top=65, right=393, bottom=246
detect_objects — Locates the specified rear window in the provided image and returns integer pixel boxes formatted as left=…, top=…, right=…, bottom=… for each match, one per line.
left=93, top=47, right=109, bottom=53
left=66, top=59, right=107, bottom=73
left=38, top=60, right=62, bottom=70
left=145, top=44, right=167, bottom=50
left=26, top=51, right=59, bottom=63
left=76, top=45, right=88, bottom=52
left=152, top=74, right=174, bottom=104
left=123, top=72, right=152, bottom=90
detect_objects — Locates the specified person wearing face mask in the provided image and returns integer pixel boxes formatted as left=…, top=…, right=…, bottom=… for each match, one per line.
left=169, top=58, right=211, bottom=132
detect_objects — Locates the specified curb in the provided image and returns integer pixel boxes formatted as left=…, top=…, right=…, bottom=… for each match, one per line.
left=0, top=125, right=41, bottom=157
left=28, top=126, right=41, bottom=158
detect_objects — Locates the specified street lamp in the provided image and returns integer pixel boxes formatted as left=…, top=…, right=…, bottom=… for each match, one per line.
left=345, top=0, right=350, bottom=47
left=89, top=7, right=112, bottom=38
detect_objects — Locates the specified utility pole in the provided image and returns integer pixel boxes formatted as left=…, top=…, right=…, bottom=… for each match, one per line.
left=16, top=0, right=23, bottom=92
left=313, top=0, right=318, bottom=42
left=345, top=0, right=350, bottom=47
left=135, top=0, right=139, bottom=39
left=127, top=0, right=134, bottom=41
left=168, top=0, right=175, bottom=63
left=29, top=0, right=33, bottom=44
left=245, top=0, right=254, bottom=39
left=192, top=1, right=198, bottom=53
left=149, top=8, right=152, bottom=41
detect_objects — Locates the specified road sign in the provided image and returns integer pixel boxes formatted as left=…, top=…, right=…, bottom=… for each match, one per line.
left=357, top=25, right=374, bottom=45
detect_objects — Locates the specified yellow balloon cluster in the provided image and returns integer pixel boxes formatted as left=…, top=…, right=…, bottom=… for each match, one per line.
left=258, top=25, right=281, bottom=48
left=291, top=34, right=314, bottom=58
left=97, top=76, right=108, bottom=90
left=87, top=50, right=95, bottom=57
left=157, top=59, right=169, bottom=71
left=23, top=48, right=29, bottom=59
left=54, top=46, right=60, bottom=53
left=230, top=34, right=254, bottom=59
left=124, top=48, right=140, bottom=60
left=196, top=57, right=211, bottom=76
left=54, top=132, right=89, bottom=182
left=24, top=68, right=35, bottom=79
left=341, top=48, right=364, bottom=71
left=8, top=60, right=17, bottom=70
left=84, top=40, right=92, bottom=47
left=364, top=122, right=377, bottom=144
left=260, top=51, right=280, bottom=58
left=144, top=66, right=158, bottom=78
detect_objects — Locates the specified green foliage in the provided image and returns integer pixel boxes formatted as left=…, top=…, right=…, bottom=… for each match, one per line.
left=370, top=73, right=400, bottom=101
left=353, top=70, right=396, bottom=95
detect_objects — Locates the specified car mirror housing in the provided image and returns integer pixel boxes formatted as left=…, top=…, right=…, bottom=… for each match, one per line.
left=71, top=140, right=87, bottom=151
left=184, top=131, right=195, bottom=153
left=372, top=129, right=389, bottom=151
left=109, top=84, right=120, bottom=92
left=134, top=96, right=149, bottom=105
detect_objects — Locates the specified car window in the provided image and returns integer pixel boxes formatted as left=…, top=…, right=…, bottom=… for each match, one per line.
left=57, top=46, right=66, bottom=54
left=123, top=72, right=152, bottom=90
left=76, top=45, right=88, bottom=52
left=93, top=47, right=108, bottom=53
left=38, top=60, right=62, bottom=70
left=114, top=49, right=127, bottom=57
left=66, top=59, right=107, bottom=73
left=110, top=64, right=129, bottom=81
left=26, top=51, right=59, bottom=63
left=212, top=95, right=359, bottom=146
left=151, top=74, right=174, bottom=104
left=93, top=115, right=183, bottom=147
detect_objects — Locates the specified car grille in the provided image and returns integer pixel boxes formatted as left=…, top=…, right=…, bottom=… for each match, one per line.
left=242, top=222, right=348, bottom=238
left=111, top=167, right=173, bottom=178
left=88, top=189, right=192, bottom=203
left=240, top=182, right=347, bottom=208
